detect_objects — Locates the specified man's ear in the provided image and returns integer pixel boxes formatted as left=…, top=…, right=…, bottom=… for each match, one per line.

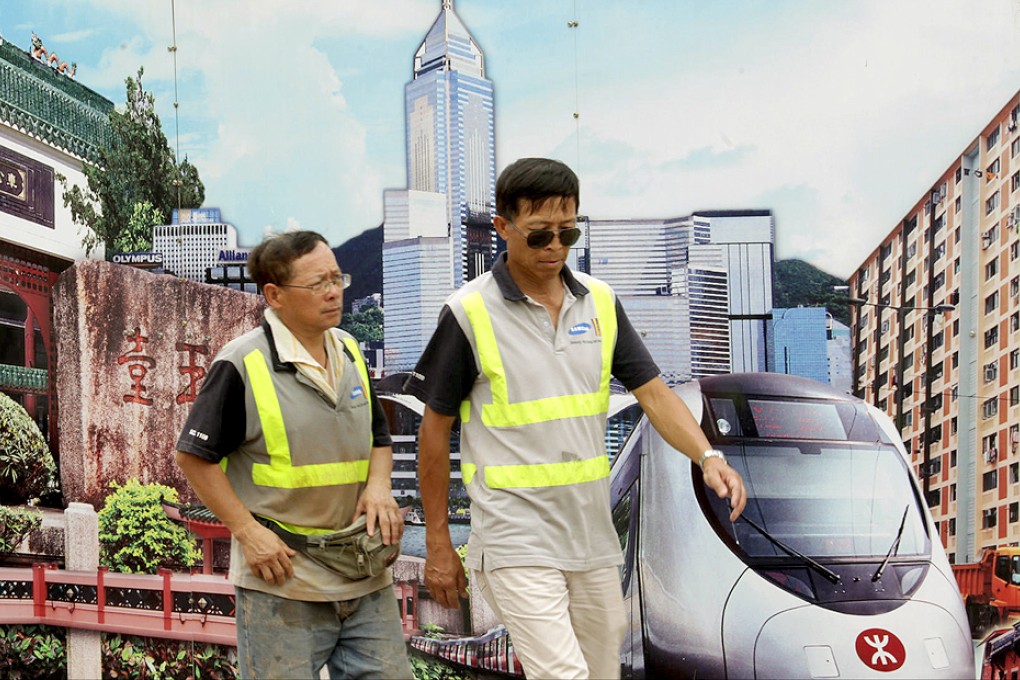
left=493, top=214, right=510, bottom=240
left=262, top=283, right=284, bottom=310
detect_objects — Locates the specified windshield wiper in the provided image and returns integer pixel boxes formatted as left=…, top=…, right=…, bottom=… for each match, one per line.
left=737, top=514, right=841, bottom=584
left=872, top=505, right=909, bottom=583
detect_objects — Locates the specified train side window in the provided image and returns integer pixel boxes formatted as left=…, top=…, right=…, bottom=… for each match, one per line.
left=1013, top=556, right=1020, bottom=586
left=612, top=484, right=638, bottom=588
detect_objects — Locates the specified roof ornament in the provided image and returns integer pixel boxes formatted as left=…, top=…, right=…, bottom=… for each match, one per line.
left=29, top=32, right=76, bottom=78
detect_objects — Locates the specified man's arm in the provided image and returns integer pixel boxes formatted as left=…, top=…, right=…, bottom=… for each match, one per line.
left=355, top=445, right=403, bottom=545
left=418, top=406, right=468, bottom=609
left=174, top=451, right=296, bottom=584
left=631, top=377, right=747, bottom=521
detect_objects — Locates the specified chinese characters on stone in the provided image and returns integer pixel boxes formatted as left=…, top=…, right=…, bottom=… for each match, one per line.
left=117, top=327, right=209, bottom=406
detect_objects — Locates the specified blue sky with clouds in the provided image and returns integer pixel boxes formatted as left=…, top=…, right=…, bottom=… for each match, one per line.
left=2, top=0, right=1019, bottom=278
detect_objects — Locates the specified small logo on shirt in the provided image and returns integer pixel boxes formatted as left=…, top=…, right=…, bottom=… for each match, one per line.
left=568, top=322, right=592, bottom=336
left=350, top=385, right=364, bottom=400
left=188, top=429, right=209, bottom=442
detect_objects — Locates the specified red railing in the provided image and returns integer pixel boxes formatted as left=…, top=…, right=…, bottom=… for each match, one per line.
left=0, top=564, right=422, bottom=645
left=0, top=564, right=236, bottom=644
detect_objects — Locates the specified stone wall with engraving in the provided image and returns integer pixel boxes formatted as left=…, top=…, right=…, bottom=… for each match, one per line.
left=55, top=260, right=265, bottom=507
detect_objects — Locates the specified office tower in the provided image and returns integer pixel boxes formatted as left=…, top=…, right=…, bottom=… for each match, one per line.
left=827, top=317, right=852, bottom=393
left=586, top=211, right=774, bottom=383
left=152, top=209, right=239, bottom=282
left=767, top=307, right=830, bottom=384
left=404, top=0, right=495, bottom=287
left=849, top=90, right=1020, bottom=565
left=383, top=0, right=495, bottom=373
left=382, top=190, right=452, bottom=371
left=692, top=210, right=776, bottom=373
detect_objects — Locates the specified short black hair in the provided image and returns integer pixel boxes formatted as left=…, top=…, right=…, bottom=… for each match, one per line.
left=495, top=158, right=580, bottom=220
left=247, top=231, right=328, bottom=291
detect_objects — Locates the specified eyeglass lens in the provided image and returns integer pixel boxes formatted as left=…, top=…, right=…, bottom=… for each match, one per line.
left=526, top=228, right=581, bottom=249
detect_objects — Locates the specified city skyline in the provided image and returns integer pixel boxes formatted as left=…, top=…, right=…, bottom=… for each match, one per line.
left=1, top=0, right=1018, bottom=278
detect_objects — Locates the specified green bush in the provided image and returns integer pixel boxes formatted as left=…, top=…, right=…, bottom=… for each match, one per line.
left=98, top=479, right=202, bottom=574
left=0, top=626, right=238, bottom=679
left=0, top=625, right=66, bottom=679
left=0, top=393, right=57, bottom=505
left=0, top=505, right=43, bottom=555
left=409, top=649, right=474, bottom=680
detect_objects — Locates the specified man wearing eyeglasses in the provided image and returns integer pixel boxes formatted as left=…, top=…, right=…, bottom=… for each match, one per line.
left=406, top=158, right=746, bottom=679
left=174, top=231, right=411, bottom=679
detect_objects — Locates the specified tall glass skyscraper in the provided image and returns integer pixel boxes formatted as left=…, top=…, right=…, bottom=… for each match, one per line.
left=404, top=0, right=495, bottom=286
left=384, top=0, right=496, bottom=372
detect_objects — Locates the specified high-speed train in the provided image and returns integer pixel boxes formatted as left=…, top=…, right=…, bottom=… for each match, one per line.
left=609, top=372, right=974, bottom=678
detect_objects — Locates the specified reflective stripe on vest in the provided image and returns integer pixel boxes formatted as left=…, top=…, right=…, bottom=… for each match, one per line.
left=460, top=279, right=617, bottom=428
left=459, top=278, right=618, bottom=489
left=243, top=348, right=370, bottom=490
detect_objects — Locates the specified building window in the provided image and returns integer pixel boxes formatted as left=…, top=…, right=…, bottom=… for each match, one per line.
left=986, top=292, right=1000, bottom=314
left=985, top=327, right=999, bottom=349
left=951, top=417, right=958, bottom=435
left=1013, top=169, right=1020, bottom=192
left=983, top=396, right=1000, bottom=419
left=1012, top=243, right=1019, bottom=262
left=1012, top=312, right=1020, bottom=333
left=1013, top=137, right=1020, bottom=158
left=1012, top=462, right=1020, bottom=484
left=988, top=125, right=1000, bottom=149
left=987, top=258, right=999, bottom=280
left=1011, top=276, right=1019, bottom=298
left=1011, top=349, right=1020, bottom=371
left=951, top=450, right=958, bottom=468
left=1012, top=386, right=1020, bottom=408
left=988, top=158, right=1001, bottom=177
left=1012, top=503, right=1019, bottom=524
left=984, top=508, right=998, bottom=529
left=949, top=517, right=957, bottom=536
left=986, top=191, right=1000, bottom=215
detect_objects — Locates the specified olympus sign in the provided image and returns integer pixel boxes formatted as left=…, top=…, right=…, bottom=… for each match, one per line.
left=112, top=252, right=163, bottom=266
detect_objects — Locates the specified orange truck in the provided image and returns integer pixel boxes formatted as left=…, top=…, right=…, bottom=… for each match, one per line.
left=953, top=547, right=1020, bottom=636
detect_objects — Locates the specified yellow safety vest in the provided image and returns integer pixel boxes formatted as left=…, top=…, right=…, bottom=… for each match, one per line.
left=239, top=335, right=373, bottom=535
left=458, top=279, right=618, bottom=489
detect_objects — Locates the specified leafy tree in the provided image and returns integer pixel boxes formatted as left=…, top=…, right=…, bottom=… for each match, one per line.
left=773, top=259, right=850, bottom=326
left=60, top=67, right=204, bottom=257
left=341, top=305, right=384, bottom=343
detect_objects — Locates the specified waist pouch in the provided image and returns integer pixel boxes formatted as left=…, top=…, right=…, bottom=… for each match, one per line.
left=256, top=514, right=400, bottom=580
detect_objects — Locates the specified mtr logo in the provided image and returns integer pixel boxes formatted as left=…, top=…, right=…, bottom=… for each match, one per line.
left=855, top=628, right=905, bottom=672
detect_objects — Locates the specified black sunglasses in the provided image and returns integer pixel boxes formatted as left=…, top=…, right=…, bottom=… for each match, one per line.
left=505, top=219, right=582, bottom=249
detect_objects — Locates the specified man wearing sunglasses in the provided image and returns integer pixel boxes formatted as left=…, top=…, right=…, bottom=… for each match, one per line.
left=175, top=231, right=411, bottom=679
left=407, top=158, right=746, bottom=678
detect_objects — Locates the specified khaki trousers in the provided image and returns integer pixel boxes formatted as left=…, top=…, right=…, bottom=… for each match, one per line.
left=473, top=565, right=627, bottom=680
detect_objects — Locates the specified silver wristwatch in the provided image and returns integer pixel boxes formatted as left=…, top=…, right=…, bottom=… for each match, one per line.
left=698, top=449, right=726, bottom=469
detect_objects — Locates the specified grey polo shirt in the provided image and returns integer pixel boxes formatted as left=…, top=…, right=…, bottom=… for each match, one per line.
left=406, top=253, right=659, bottom=571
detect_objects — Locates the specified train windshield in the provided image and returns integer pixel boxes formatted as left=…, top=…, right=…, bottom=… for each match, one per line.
left=720, top=442, right=928, bottom=560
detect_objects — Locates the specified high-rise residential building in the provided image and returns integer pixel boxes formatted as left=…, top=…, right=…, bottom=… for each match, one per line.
left=404, top=0, right=495, bottom=287
left=383, top=0, right=495, bottom=373
left=152, top=208, right=240, bottom=283
left=849, top=89, right=1020, bottom=565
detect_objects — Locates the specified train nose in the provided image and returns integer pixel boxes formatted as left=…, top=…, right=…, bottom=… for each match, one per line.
left=731, top=600, right=973, bottom=679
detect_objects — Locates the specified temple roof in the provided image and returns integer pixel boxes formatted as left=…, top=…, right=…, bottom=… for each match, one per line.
left=0, top=39, right=113, bottom=162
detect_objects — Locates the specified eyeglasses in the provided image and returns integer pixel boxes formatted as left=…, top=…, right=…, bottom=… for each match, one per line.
left=505, top=219, right=582, bottom=249
left=279, top=272, right=351, bottom=295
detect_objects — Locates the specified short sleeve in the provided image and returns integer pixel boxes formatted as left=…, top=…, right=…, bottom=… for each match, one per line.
left=611, top=299, right=661, bottom=391
left=175, top=359, right=247, bottom=462
left=403, top=305, right=478, bottom=416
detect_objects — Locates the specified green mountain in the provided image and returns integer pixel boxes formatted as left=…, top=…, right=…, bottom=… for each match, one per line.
left=331, top=225, right=382, bottom=312
left=773, top=259, right=850, bottom=326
